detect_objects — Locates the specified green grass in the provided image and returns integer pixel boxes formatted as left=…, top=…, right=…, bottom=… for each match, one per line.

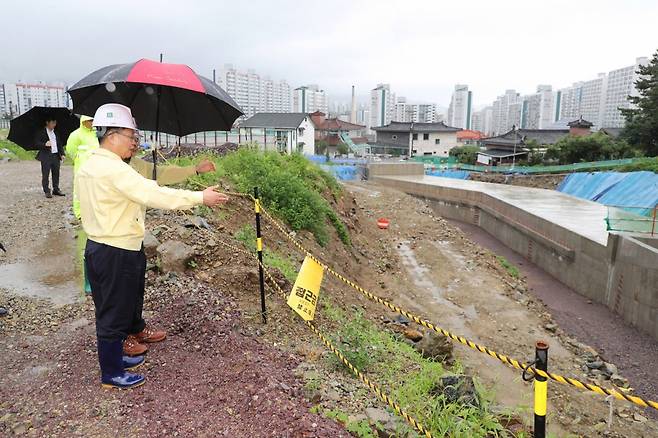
left=323, top=409, right=377, bottom=438
left=497, top=256, right=520, bottom=279
left=174, top=148, right=350, bottom=247
left=0, top=138, right=37, bottom=160
left=235, top=224, right=298, bottom=282
left=321, top=302, right=520, bottom=437
left=617, top=156, right=658, bottom=173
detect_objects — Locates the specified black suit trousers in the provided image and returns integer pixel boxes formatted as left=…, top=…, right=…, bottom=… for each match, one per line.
left=40, top=153, right=61, bottom=193
left=85, top=240, right=147, bottom=342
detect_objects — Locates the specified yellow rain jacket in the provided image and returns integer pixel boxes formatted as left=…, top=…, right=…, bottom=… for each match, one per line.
left=66, top=116, right=100, bottom=219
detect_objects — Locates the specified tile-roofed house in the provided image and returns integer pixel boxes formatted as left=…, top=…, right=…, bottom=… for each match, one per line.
left=457, top=129, right=486, bottom=146
left=483, top=128, right=570, bottom=149
left=372, top=121, right=460, bottom=133
left=238, top=113, right=315, bottom=155
left=310, top=111, right=368, bottom=155
left=567, top=116, right=595, bottom=137
left=479, top=117, right=596, bottom=165
left=371, top=121, right=460, bottom=157
left=479, top=128, right=569, bottom=165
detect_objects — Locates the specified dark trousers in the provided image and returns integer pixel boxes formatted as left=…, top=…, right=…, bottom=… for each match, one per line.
left=40, top=153, right=61, bottom=193
left=85, top=240, right=147, bottom=342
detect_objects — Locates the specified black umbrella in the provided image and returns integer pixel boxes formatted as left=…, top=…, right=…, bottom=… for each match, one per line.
left=8, top=107, right=79, bottom=151
left=68, top=58, right=244, bottom=178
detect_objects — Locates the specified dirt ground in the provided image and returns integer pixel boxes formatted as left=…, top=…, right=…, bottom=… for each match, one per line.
left=341, top=181, right=658, bottom=437
left=468, top=173, right=565, bottom=190
left=2, top=161, right=658, bottom=437
left=0, top=162, right=347, bottom=437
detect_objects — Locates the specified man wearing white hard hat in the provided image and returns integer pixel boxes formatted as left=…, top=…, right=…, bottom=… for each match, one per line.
left=76, top=103, right=228, bottom=389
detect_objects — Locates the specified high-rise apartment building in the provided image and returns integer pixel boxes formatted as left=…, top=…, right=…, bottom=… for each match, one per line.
left=0, top=82, right=68, bottom=117
left=491, top=90, right=521, bottom=135
left=447, top=84, right=473, bottom=129
left=475, top=56, right=648, bottom=134
left=216, top=64, right=292, bottom=119
left=521, top=85, right=557, bottom=129
left=394, top=97, right=437, bottom=123
left=293, top=84, right=328, bottom=114
left=370, top=84, right=396, bottom=130
left=603, top=57, right=648, bottom=128
left=471, top=106, right=494, bottom=135
left=554, top=56, right=648, bottom=129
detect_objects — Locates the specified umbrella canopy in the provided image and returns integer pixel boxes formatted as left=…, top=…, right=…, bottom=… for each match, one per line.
left=68, top=59, right=244, bottom=136
left=8, top=107, right=80, bottom=151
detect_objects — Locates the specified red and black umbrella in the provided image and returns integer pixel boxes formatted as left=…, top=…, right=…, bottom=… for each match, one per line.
left=68, top=59, right=243, bottom=135
left=68, top=58, right=243, bottom=178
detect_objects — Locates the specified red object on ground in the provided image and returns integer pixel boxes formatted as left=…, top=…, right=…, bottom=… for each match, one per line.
left=377, top=218, right=390, bottom=229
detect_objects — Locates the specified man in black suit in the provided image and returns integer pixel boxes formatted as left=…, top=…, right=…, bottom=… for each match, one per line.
left=34, top=115, right=66, bottom=198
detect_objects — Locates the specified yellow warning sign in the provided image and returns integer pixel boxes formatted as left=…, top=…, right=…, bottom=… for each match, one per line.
left=287, top=256, right=324, bottom=321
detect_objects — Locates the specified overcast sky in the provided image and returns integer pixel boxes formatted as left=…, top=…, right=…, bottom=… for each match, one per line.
left=2, top=0, right=656, bottom=108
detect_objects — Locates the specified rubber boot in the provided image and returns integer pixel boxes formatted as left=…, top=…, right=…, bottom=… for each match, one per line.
left=123, top=355, right=145, bottom=371
left=97, top=339, right=145, bottom=389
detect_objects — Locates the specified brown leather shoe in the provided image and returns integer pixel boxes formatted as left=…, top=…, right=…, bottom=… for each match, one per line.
left=135, top=326, right=167, bottom=343
left=123, top=335, right=148, bottom=356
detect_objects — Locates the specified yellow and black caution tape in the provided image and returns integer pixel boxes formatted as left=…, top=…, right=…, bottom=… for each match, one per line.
left=246, top=198, right=658, bottom=412
left=185, top=224, right=434, bottom=437
left=180, top=191, right=658, bottom=411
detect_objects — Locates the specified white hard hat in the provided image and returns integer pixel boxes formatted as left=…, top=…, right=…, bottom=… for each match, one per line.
left=92, top=103, right=137, bottom=130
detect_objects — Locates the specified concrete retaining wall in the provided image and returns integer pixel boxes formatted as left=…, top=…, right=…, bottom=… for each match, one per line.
left=606, top=235, right=658, bottom=340
left=366, top=163, right=424, bottom=178
left=371, top=174, right=658, bottom=340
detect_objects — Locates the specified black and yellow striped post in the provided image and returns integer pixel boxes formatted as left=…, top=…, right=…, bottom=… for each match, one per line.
left=534, top=341, right=549, bottom=438
left=254, top=187, right=267, bottom=323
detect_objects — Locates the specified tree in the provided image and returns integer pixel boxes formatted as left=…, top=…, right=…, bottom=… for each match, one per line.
left=449, top=145, right=480, bottom=165
left=549, top=133, right=637, bottom=164
left=621, top=50, right=658, bottom=157
left=315, top=140, right=328, bottom=155
left=336, top=142, right=349, bottom=155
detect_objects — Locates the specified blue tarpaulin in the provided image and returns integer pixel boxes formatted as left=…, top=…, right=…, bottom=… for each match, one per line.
left=319, top=165, right=362, bottom=181
left=556, top=172, right=628, bottom=201
left=426, top=170, right=471, bottom=180
left=558, top=171, right=658, bottom=215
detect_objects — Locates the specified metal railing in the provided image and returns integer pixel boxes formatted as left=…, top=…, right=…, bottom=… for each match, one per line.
left=606, top=205, right=658, bottom=235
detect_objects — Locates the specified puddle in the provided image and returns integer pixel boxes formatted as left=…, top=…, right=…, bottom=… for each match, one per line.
left=0, top=229, right=83, bottom=305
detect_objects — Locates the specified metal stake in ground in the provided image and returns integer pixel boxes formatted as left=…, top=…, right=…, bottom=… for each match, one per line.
left=254, top=187, right=267, bottom=323
left=534, top=341, right=549, bottom=438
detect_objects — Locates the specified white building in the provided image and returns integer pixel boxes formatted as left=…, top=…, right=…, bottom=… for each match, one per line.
left=393, top=97, right=437, bottom=123
left=579, top=74, right=608, bottom=128
left=372, top=121, right=460, bottom=157
left=603, top=57, right=649, bottom=128
left=521, top=85, right=557, bottom=129
left=293, top=84, right=328, bottom=114
left=553, top=56, right=649, bottom=129
left=370, top=84, right=396, bottom=130
left=0, top=82, right=69, bottom=117
left=356, top=107, right=371, bottom=131
left=491, top=89, right=521, bottom=135
left=239, top=113, right=315, bottom=155
left=471, top=106, right=494, bottom=136
left=216, top=64, right=292, bottom=119
left=555, top=83, right=582, bottom=122
left=447, top=84, right=473, bottom=129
